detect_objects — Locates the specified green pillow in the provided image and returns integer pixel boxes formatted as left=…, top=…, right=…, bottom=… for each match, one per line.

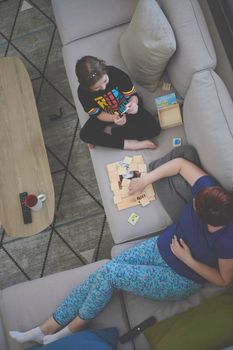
left=144, top=291, right=233, bottom=350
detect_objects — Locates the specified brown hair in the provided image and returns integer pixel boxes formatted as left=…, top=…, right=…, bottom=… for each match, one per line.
left=195, top=186, right=233, bottom=226
left=75, top=56, right=108, bottom=89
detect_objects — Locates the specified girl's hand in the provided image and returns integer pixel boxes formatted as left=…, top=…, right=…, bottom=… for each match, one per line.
left=114, top=113, right=127, bottom=126
left=170, top=235, right=193, bottom=264
left=129, top=177, right=146, bottom=195
left=126, top=101, right=138, bottom=115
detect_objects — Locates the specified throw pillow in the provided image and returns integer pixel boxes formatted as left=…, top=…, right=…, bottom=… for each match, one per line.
left=144, top=291, right=233, bottom=350
left=30, top=327, right=118, bottom=350
left=120, top=0, right=176, bottom=92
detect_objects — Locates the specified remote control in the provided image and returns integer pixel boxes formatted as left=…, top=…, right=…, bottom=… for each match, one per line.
left=19, top=192, right=32, bottom=224
left=119, top=316, right=156, bottom=343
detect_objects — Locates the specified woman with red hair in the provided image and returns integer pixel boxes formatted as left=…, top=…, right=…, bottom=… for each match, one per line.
left=9, top=158, right=233, bottom=345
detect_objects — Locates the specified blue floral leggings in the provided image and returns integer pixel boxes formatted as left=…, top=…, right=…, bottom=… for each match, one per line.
left=53, top=236, right=201, bottom=325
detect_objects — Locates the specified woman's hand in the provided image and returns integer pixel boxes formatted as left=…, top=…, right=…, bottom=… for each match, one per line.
left=129, top=177, right=146, bottom=195
left=113, top=113, right=127, bottom=126
left=170, top=235, right=193, bottom=264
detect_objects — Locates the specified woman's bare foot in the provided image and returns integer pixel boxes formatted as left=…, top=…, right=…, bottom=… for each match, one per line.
left=88, top=143, right=95, bottom=150
left=124, top=139, right=157, bottom=150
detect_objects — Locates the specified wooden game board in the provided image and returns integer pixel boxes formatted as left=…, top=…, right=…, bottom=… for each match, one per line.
left=106, top=155, right=155, bottom=210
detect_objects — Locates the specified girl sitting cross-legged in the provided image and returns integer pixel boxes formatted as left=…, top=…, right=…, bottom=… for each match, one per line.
left=9, top=157, right=233, bottom=345
left=76, top=55, right=161, bottom=150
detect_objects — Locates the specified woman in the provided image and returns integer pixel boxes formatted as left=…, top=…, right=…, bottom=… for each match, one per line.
left=10, top=158, right=233, bottom=345
left=76, top=56, right=161, bottom=150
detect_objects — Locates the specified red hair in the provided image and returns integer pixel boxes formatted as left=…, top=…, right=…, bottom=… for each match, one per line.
left=195, top=186, right=233, bottom=226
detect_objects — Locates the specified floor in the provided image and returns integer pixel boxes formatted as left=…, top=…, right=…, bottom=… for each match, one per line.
left=0, top=0, right=114, bottom=289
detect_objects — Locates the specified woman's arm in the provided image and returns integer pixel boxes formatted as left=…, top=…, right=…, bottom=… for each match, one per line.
left=129, top=158, right=207, bottom=195
left=171, top=236, right=233, bottom=287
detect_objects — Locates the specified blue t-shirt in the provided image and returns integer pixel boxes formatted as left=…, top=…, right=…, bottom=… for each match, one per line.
left=157, top=175, right=233, bottom=283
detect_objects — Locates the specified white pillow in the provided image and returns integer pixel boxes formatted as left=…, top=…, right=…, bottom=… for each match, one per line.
left=120, top=0, right=176, bottom=92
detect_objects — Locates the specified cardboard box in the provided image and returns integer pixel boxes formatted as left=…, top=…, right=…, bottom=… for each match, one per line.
left=158, top=103, right=183, bottom=129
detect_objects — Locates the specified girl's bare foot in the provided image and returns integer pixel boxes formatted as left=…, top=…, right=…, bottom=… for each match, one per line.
left=124, top=139, right=157, bottom=150
left=88, top=143, right=95, bottom=150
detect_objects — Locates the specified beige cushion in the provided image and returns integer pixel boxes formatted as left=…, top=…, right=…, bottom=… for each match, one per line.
left=51, top=0, right=138, bottom=45
left=184, top=70, right=233, bottom=191
left=120, top=0, right=176, bottom=92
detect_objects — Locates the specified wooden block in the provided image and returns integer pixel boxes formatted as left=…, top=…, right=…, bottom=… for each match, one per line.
left=162, top=82, right=171, bottom=91
left=158, top=104, right=183, bottom=130
left=111, top=182, right=120, bottom=191
left=122, top=178, right=131, bottom=187
left=109, top=173, right=119, bottom=182
left=123, top=156, right=133, bottom=164
left=117, top=166, right=127, bottom=175
left=136, top=192, right=146, bottom=202
left=133, top=155, right=144, bottom=164
left=129, top=163, right=138, bottom=171
left=117, top=196, right=138, bottom=210
left=140, top=197, right=150, bottom=207
left=138, top=164, right=147, bottom=173
left=107, top=163, right=117, bottom=172
left=113, top=195, right=122, bottom=204
left=120, top=188, right=129, bottom=198
left=144, top=184, right=155, bottom=198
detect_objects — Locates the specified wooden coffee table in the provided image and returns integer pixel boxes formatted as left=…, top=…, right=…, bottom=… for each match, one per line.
left=0, top=57, right=55, bottom=237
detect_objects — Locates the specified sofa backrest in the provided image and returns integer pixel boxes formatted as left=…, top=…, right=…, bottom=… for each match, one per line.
left=184, top=69, right=233, bottom=191
left=51, top=0, right=138, bottom=46
left=159, top=0, right=216, bottom=98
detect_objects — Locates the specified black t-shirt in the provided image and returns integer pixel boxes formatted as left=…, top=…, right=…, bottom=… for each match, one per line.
left=78, top=66, right=138, bottom=118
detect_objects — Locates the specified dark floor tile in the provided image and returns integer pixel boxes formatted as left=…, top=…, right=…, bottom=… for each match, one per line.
left=0, top=0, right=21, bottom=42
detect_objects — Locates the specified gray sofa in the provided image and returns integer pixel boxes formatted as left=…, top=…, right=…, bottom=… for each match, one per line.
left=1, top=1, right=233, bottom=350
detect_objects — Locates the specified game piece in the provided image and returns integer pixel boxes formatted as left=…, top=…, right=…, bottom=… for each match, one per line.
left=117, top=166, right=127, bottom=175
left=129, top=163, right=138, bottom=171
left=113, top=195, right=122, bottom=204
left=123, top=156, right=133, bottom=164
left=133, top=155, right=144, bottom=164
left=122, top=178, right=131, bottom=187
left=144, top=184, right=155, bottom=198
left=106, top=155, right=155, bottom=210
left=138, top=164, right=147, bottom=173
left=111, top=182, right=119, bottom=191
left=162, top=81, right=171, bottom=91
left=107, top=163, right=117, bottom=172
left=120, top=188, right=129, bottom=198
left=140, top=197, right=150, bottom=207
left=172, top=137, right=182, bottom=147
left=128, top=213, right=140, bottom=225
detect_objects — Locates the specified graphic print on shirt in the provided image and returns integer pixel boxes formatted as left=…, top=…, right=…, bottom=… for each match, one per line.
left=88, top=86, right=135, bottom=117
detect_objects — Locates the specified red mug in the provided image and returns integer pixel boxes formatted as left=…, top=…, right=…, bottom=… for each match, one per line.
left=23, top=194, right=37, bottom=208
left=22, top=194, right=46, bottom=211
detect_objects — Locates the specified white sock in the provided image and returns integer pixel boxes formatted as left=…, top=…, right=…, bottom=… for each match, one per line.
left=9, top=327, right=44, bottom=344
left=43, top=326, right=72, bottom=345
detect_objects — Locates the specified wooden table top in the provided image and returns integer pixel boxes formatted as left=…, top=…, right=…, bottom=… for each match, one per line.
left=0, top=57, right=55, bottom=236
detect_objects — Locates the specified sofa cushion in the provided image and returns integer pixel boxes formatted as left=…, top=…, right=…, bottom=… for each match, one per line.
left=144, top=291, right=233, bottom=350
left=184, top=69, right=233, bottom=191
left=120, top=0, right=176, bottom=92
left=30, top=328, right=119, bottom=350
left=159, top=0, right=216, bottom=98
left=0, top=260, right=133, bottom=350
left=51, top=0, right=138, bottom=45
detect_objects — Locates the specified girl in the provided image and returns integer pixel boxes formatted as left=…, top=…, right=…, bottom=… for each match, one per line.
left=76, top=56, right=161, bottom=150
left=10, top=158, right=233, bottom=345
